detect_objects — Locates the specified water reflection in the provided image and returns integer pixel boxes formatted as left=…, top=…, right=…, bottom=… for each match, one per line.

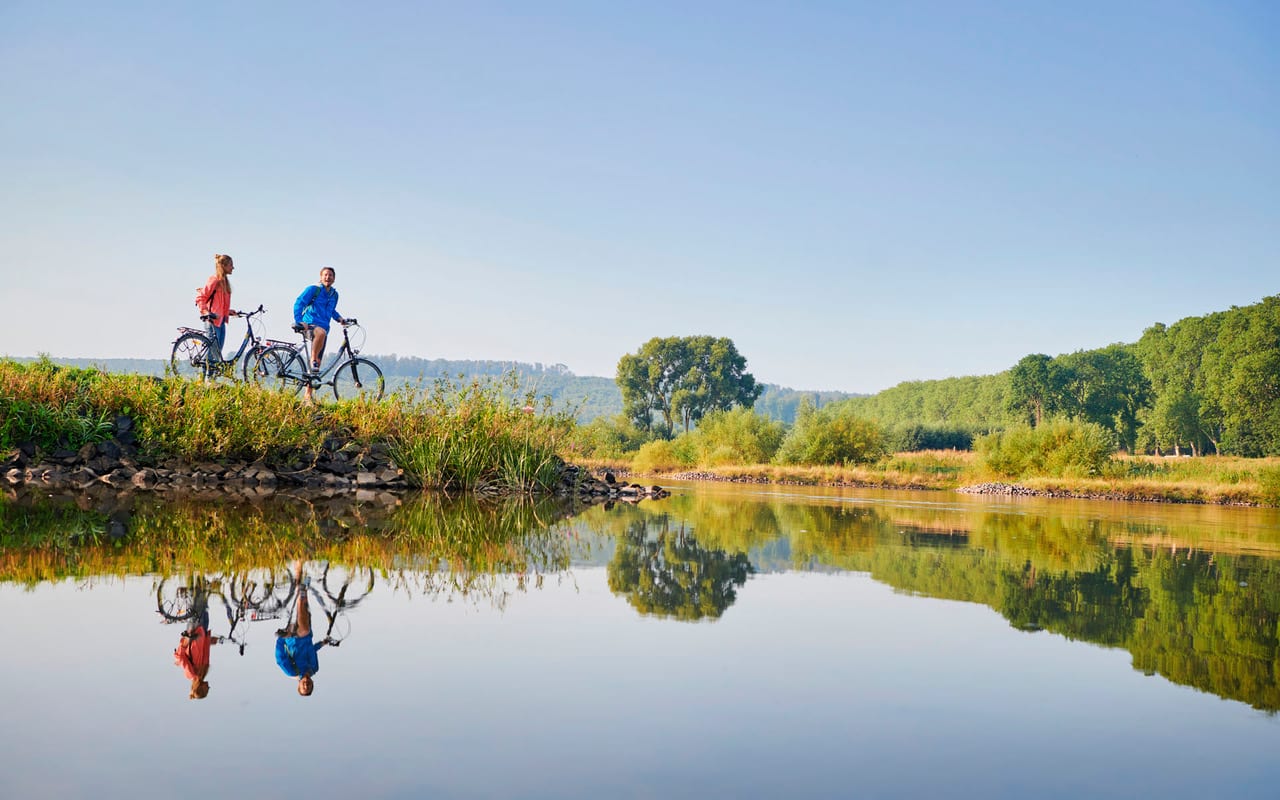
left=608, top=518, right=753, bottom=620
left=4, top=486, right=1280, bottom=711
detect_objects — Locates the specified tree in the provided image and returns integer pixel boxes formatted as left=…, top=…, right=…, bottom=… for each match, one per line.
left=1007, top=354, right=1064, bottom=427
left=616, top=336, right=761, bottom=437
left=1055, top=345, right=1152, bottom=453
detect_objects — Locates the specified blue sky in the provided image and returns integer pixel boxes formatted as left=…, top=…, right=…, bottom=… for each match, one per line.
left=2, top=1, right=1276, bottom=392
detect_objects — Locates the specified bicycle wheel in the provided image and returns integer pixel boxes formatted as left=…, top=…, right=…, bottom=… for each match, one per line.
left=229, top=568, right=274, bottom=608
left=250, top=346, right=308, bottom=396
left=241, top=344, right=272, bottom=382
left=170, top=332, right=214, bottom=381
left=332, top=358, right=384, bottom=402
left=156, top=577, right=198, bottom=621
left=322, top=564, right=375, bottom=608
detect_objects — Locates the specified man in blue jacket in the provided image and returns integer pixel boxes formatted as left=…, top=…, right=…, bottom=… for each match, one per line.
left=293, top=266, right=346, bottom=401
left=276, top=562, right=326, bottom=697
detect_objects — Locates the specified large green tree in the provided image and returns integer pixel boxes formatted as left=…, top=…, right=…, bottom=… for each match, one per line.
left=1007, top=353, right=1064, bottom=427
left=1055, top=344, right=1151, bottom=453
left=616, top=336, right=761, bottom=436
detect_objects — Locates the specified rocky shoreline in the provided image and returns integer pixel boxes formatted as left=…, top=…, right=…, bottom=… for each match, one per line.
left=659, top=469, right=932, bottom=490
left=2, top=415, right=668, bottom=505
left=956, top=481, right=1259, bottom=506
left=600, top=468, right=1263, bottom=507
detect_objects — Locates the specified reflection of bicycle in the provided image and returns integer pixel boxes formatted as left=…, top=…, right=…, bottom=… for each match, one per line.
left=156, top=572, right=292, bottom=655
left=249, top=319, right=384, bottom=401
left=169, top=304, right=274, bottom=382
left=306, top=563, right=375, bottom=646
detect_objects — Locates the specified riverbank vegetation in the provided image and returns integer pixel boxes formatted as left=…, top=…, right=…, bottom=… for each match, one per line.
left=0, top=358, right=572, bottom=493
left=5, top=294, right=1278, bottom=504
left=561, top=296, right=1280, bottom=505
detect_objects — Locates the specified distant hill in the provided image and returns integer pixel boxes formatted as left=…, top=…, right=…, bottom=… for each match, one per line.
left=11, top=355, right=862, bottom=424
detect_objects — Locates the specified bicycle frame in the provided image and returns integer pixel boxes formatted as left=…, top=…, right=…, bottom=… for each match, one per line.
left=289, top=323, right=358, bottom=381
left=171, top=305, right=269, bottom=380
left=249, top=320, right=383, bottom=401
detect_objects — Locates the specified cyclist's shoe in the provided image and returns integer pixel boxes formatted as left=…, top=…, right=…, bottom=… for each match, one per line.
left=310, top=360, right=321, bottom=375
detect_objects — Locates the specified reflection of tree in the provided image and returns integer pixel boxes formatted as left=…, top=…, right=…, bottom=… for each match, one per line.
left=999, top=549, right=1146, bottom=645
left=607, top=518, right=753, bottom=621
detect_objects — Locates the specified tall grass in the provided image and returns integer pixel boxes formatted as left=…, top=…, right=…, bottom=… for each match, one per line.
left=366, top=374, right=574, bottom=492
left=0, top=359, right=574, bottom=492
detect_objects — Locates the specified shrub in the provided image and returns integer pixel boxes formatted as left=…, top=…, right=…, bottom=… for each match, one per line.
left=632, top=439, right=689, bottom=473
left=976, top=418, right=1117, bottom=479
left=567, top=414, right=649, bottom=459
left=774, top=402, right=888, bottom=466
left=886, top=424, right=975, bottom=452
left=1259, top=466, right=1280, bottom=507
left=685, top=407, right=785, bottom=465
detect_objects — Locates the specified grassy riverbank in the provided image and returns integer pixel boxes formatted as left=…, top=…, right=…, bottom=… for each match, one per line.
left=593, top=450, right=1280, bottom=506
left=0, top=358, right=573, bottom=493
left=6, top=358, right=1278, bottom=505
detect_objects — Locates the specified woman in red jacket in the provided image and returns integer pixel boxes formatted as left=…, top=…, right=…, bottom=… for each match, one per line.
left=195, top=254, right=237, bottom=359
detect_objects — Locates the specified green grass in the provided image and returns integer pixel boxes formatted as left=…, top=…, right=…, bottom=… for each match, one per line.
left=0, top=358, right=573, bottom=493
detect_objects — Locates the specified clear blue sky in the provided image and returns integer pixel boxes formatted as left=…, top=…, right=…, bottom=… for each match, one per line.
left=2, top=1, right=1276, bottom=392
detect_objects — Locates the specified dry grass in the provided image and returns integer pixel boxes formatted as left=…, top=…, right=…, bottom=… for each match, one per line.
left=610, top=446, right=1280, bottom=506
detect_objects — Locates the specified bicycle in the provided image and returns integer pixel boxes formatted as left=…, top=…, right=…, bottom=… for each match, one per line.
left=307, top=563, right=375, bottom=646
left=156, top=572, right=283, bottom=656
left=170, top=304, right=276, bottom=382
left=249, top=319, right=385, bottom=401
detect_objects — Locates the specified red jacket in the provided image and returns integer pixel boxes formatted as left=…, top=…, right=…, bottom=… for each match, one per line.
left=175, top=626, right=212, bottom=681
left=196, top=276, right=232, bottom=326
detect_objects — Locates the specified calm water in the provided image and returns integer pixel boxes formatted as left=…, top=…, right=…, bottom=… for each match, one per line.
left=3, top=482, right=1280, bottom=799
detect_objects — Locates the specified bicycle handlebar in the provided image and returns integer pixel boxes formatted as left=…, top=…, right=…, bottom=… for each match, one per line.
left=202, top=304, right=264, bottom=323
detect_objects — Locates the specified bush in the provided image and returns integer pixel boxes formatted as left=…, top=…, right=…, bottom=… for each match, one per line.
left=886, top=424, right=975, bottom=452
left=568, top=414, right=649, bottom=459
left=685, top=407, right=785, bottom=466
left=976, top=418, right=1117, bottom=479
left=774, top=402, right=888, bottom=466
left=1259, top=465, right=1280, bottom=507
left=632, top=439, right=690, bottom=473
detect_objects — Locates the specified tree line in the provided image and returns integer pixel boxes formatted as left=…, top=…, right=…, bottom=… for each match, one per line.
left=830, top=295, right=1280, bottom=456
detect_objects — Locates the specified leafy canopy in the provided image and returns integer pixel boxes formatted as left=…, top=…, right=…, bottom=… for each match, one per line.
left=616, top=336, right=761, bottom=437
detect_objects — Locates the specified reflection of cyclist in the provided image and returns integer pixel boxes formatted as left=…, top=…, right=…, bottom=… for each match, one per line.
left=275, top=562, right=326, bottom=696
left=173, top=590, right=218, bottom=699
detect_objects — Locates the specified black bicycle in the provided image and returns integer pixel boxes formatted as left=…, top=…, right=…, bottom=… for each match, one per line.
left=156, top=573, right=252, bottom=655
left=249, top=319, right=385, bottom=401
left=308, top=563, right=375, bottom=646
left=170, top=304, right=276, bottom=382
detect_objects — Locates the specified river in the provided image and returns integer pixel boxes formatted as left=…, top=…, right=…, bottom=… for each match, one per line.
left=2, top=481, right=1278, bottom=799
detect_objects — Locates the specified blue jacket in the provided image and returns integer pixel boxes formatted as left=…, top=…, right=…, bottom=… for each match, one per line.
left=276, top=633, right=324, bottom=677
left=294, top=285, right=342, bottom=331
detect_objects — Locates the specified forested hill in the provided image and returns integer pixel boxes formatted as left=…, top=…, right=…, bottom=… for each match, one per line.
left=835, top=294, right=1280, bottom=457
left=11, top=354, right=861, bottom=424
